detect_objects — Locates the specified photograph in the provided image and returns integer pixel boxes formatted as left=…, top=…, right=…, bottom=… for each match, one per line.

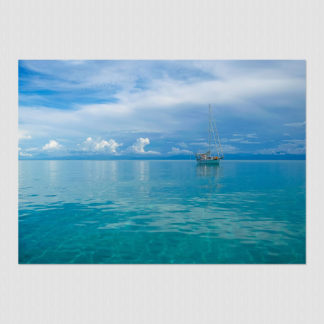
left=18, top=60, right=306, bottom=264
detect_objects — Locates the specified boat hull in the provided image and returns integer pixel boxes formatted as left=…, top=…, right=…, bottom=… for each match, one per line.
left=196, top=159, right=220, bottom=165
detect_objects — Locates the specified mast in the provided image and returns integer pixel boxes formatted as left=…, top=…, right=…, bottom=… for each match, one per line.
left=209, top=104, right=223, bottom=157
left=196, top=104, right=223, bottom=161
left=212, top=104, right=223, bottom=157
left=208, top=104, right=211, bottom=154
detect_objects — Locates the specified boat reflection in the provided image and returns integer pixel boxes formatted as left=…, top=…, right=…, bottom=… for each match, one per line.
left=196, top=163, right=221, bottom=178
left=196, top=164, right=222, bottom=191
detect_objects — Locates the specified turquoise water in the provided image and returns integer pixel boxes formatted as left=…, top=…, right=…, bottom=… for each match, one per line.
left=19, top=160, right=305, bottom=264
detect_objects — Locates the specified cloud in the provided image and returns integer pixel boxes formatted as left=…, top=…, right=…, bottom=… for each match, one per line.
left=80, top=137, right=122, bottom=153
left=190, top=142, right=209, bottom=147
left=246, top=133, right=258, bottom=138
left=94, top=140, right=120, bottom=152
left=222, top=133, right=260, bottom=144
left=237, top=140, right=260, bottom=144
left=221, top=144, right=238, bottom=153
left=19, top=61, right=305, bottom=140
left=19, top=151, right=32, bottom=157
left=284, top=121, right=305, bottom=127
left=228, top=139, right=260, bottom=144
left=25, top=147, right=39, bottom=152
left=18, top=60, right=305, bottom=158
left=168, top=147, right=192, bottom=155
left=259, top=139, right=305, bottom=155
left=18, top=130, right=32, bottom=140
left=19, top=146, right=33, bottom=157
left=129, top=137, right=159, bottom=154
left=42, top=140, right=62, bottom=150
left=192, top=143, right=237, bottom=154
left=178, top=142, right=188, bottom=148
left=131, top=137, right=149, bottom=153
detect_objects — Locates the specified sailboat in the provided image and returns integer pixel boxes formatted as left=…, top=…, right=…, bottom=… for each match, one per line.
left=196, top=104, right=224, bottom=164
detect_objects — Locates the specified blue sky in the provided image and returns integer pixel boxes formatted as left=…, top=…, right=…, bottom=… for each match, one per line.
left=18, top=60, right=306, bottom=159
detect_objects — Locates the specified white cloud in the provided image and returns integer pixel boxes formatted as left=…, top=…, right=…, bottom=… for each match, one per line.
left=246, top=133, right=258, bottom=138
left=42, top=140, right=62, bottom=150
left=222, top=134, right=260, bottom=144
left=129, top=137, right=159, bottom=154
left=192, top=143, right=237, bottom=154
left=131, top=137, right=149, bottom=153
left=284, top=121, right=305, bottom=127
left=25, top=147, right=39, bottom=152
left=18, top=62, right=305, bottom=139
left=238, top=140, right=260, bottom=144
left=19, top=151, right=32, bottom=157
left=221, top=144, right=238, bottom=153
left=168, top=147, right=192, bottom=155
left=259, top=139, right=305, bottom=155
left=18, top=61, right=305, bottom=158
left=178, top=142, right=188, bottom=148
left=230, top=139, right=260, bottom=144
left=18, top=130, right=32, bottom=140
left=190, top=142, right=209, bottom=147
left=80, top=137, right=122, bottom=153
left=19, top=145, right=37, bottom=157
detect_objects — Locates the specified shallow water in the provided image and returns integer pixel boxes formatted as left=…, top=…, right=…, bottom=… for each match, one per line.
left=19, top=160, right=306, bottom=264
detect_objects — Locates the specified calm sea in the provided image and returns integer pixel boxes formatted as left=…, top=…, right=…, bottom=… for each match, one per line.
left=19, top=160, right=306, bottom=264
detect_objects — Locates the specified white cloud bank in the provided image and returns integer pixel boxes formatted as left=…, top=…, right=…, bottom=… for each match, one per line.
left=80, top=137, right=122, bottom=153
left=129, top=137, right=159, bottom=155
left=42, top=140, right=62, bottom=150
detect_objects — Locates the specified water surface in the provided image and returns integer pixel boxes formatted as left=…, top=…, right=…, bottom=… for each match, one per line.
left=19, top=160, right=306, bottom=264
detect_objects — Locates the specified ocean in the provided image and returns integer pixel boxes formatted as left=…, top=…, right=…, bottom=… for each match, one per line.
left=19, top=160, right=306, bottom=264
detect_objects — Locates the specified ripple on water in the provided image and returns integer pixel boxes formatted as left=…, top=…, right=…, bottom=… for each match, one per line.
left=19, top=160, right=306, bottom=264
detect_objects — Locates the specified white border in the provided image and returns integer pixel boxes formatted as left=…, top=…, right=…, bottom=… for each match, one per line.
left=1, top=0, right=323, bottom=323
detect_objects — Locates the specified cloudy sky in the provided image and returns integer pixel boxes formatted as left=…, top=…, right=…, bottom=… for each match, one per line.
left=18, top=60, right=306, bottom=159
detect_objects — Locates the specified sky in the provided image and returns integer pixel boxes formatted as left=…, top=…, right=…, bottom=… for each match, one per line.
left=18, top=60, right=306, bottom=159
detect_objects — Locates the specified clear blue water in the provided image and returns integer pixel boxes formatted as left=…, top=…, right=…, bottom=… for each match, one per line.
left=19, top=160, right=305, bottom=264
